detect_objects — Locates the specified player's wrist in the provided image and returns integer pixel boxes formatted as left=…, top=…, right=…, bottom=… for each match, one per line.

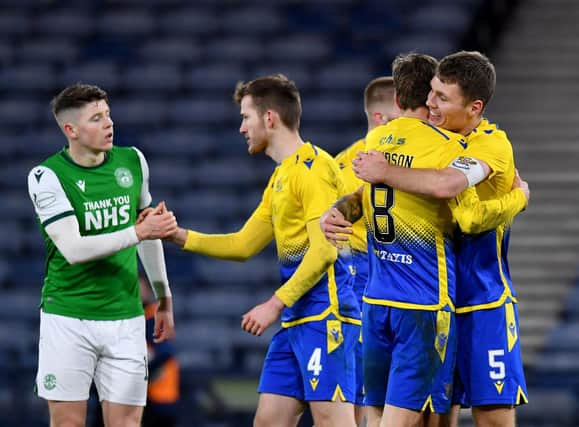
left=157, top=295, right=173, bottom=312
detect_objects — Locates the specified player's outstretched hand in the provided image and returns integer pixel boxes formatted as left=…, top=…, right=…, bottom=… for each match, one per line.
left=320, top=207, right=352, bottom=249
left=353, top=150, right=388, bottom=184
left=241, top=295, right=284, bottom=336
left=135, top=201, right=178, bottom=240
left=153, top=296, right=176, bottom=343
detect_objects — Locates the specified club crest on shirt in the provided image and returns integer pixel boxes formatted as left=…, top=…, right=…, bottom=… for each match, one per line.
left=114, top=168, right=133, bottom=188
left=275, top=178, right=283, bottom=192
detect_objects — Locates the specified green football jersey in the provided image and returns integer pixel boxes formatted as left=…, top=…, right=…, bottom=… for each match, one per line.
left=28, top=146, right=149, bottom=320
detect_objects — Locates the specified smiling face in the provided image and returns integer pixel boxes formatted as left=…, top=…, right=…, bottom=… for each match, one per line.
left=62, top=100, right=114, bottom=155
left=239, top=95, right=268, bottom=155
left=426, top=76, right=474, bottom=136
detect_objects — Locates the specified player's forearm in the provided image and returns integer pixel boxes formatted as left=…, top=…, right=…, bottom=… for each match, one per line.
left=181, top=215, right=273, bottom=261
left=46, top=216, right=139, bottom=265
left=275, top=221, right=338, bottom=307
left=450, top=188, right=527, bottom=234
left=137, top=239, right=171, bottom=298
left=384, top=166, right=467, bottom=199
left=334, top=188, right=363, bottom=223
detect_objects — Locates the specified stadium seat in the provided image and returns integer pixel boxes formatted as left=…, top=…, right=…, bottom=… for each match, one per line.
left=190, top=160, right=257, bottom=189
left=0, top=11, right=32, bottom=38
left=406, top=5, right=473, bottom=39
left=97, top=10, right=156, bottom=37
left=146, top=159, right=194, bottom=192
left=167, top=97, right=236, bottom=126
left=0, top=41, right=14, bottom=66
left=5, top=192, right=33, bottom=222
left=175, top=190, right=245, bottom=221
left=188, top=63, right=249, bottom=92
left=113, top=98, right=168, bottom=128
left=303, top=96, right=360, bottom=124
left=251, top=63, right=314, bottom=91
left=382, top=33, right=457, bottom=62
left=158, top=7, right=218, bottom=37
left=205, top=37, right=264, bottom=63
left=60, top=61, right=122, bottom=92
left=316, top=61, right=375, bottom=91
left=220, top=7, right=283, bottom=35
left=0, top=65, right=57, bottom=93
left=17, top=38, right=79, bottom=65
left=140, top=128, right=215, bottom=159
left=34, top=9, right=95, bottom=37
left=265, top=34, right=331, bottom=64
left=137, top=38, right=202, bottom=64
left=122, top=63, right=184, bottom=92
left=19, top=128, right=64, bottom=159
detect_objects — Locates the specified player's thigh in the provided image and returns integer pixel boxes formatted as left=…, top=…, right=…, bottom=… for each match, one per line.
left=254, top=393, right=305, bottom=427
left=366, top=405, right=384, bottom=427
left=101, top=400, right=143, bottom=427
left=362, top=303, right=393, bottom=407
left=258, top=328, right=305, bottom=401
left=309, top=399, right=356, bottom=427
left=472, top=405, right=515, bottom=427
left=291, top=319, right=359, bottom=403
left=381, top=404, right=423, bottom=427
left=47, top=400, right=87, bottom=427
left=386, top=308, right=456, bottom=414
left=93, top=315, right=148, bottom=406
left=37, top=312, right=97, bottom=401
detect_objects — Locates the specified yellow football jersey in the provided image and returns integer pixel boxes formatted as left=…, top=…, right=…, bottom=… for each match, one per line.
left=362, top=117, right=467, bottom=310
left=254, top=142, right=360, bottom=325
left=454, top=118, right=518, bottom=312
left=335, top=139, right=367, bottom=254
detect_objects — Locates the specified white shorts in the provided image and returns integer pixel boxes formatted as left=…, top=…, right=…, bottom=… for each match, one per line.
left=36, top=311, right=148, bottom=406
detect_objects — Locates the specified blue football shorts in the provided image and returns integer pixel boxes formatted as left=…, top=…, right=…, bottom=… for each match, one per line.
left=362, top=304, right=457, bottom=413
left=351, top=251, right=369, bottom=406
left=452, top=302, right=528, bottom=407
left=258, top=316, right=359, bottom=403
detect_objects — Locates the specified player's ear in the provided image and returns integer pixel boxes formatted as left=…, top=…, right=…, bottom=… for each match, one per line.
left=63, top=122, right=78, bottom=140
left=265, top=109, right=276, bottom=129
left=394, top=94, right=403, bottom=110
left=469, top=99, right=484, bottom=117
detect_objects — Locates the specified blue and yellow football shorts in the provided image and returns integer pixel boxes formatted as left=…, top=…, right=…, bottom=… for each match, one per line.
left=351, top=251, right=369, bottom=406
left=258, top=316, right=359, bottom=402
left=453, top=302, right=528, bottom=407
left=362, top=304, right=456, bottom=413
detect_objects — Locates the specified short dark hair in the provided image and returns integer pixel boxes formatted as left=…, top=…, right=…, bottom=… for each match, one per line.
left=437, top=51, right=496, bottom=109
left=233, top=74, right=301, bottom=130
left=364, top=76, right=395, bottom=110
left=392, top=53, right=438, bottom=110
left=51, top=83, right=109, bottom=117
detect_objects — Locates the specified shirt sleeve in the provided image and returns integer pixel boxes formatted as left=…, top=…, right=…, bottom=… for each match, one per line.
left=183, top=210, right=274, bottom=261
left=27, top=165, right=75, bottom=226
left=464, top=134, right=512, bottom=180
left=133, top=147, right=153, bottom=210
left=449, top=187, right=527, bottom=234
left=275, top=219, right=338, bottom=307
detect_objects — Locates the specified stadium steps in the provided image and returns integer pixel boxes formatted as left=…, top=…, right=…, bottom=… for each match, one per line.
left=485, top=0, right=579, bottom=390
